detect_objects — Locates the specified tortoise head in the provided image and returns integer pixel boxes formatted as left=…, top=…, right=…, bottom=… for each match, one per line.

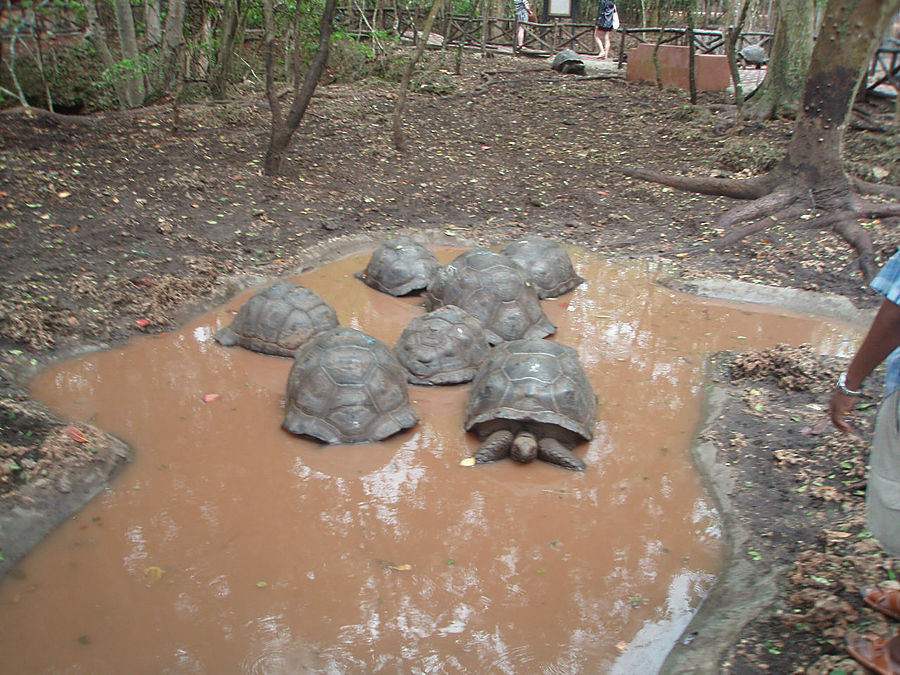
left=510, top=431, right=538, bottom=463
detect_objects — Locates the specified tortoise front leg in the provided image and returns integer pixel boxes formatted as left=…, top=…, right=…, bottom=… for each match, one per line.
left=475, top=430, right=513, bottom=463
left=537, top=438, right=586, bottom=472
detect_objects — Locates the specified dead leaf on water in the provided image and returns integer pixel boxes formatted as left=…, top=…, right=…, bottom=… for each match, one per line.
left=143, top=566, right=165, bottom=584
left=459, top=457, right=476, bottom=467
left=616, top=641, right=628, bottom=652
left=389, top=564, right=412, bottom=571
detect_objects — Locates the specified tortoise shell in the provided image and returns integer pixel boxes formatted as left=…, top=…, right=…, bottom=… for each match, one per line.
left=465, top=338, right=596, bottom=442
left=501, top=236, right=584, bottom=299
left=424, top=249, right=556, bottom=344
left=394, top=305, right=491, bottom=385
left=283, top=327, right=419, bottom=444
left=214, top=281, right=339, bottom=357
left=355, top=237, right=440, bottom=296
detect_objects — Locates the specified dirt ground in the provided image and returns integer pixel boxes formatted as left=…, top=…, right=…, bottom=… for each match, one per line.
left=2, top=50, right=900, bottom=672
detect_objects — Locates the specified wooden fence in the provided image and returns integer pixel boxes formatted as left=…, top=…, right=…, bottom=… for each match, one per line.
left=338, top=6, right=772, bottom=58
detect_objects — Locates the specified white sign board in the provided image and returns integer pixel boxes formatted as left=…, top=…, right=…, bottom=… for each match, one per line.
left=548, top=0, right=571, bottom=16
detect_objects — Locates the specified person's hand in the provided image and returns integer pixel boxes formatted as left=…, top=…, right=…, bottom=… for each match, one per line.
left=829, top=389, right=859, bottom=434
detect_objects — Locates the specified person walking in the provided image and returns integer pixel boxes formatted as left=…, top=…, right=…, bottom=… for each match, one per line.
left=593, top=0, right=618, bottom=59
left=830, top=249, right=900, bottom=674
left=514, top=0, right=533, bottom=54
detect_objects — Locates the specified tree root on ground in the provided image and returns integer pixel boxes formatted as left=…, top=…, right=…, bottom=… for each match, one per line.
left=620, top=166, right=900, bottom=281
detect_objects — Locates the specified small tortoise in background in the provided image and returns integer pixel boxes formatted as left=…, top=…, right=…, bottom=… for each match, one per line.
left=738, top=43, right=768, bottom=68
left=465, top=338, right=597, bottom=471
left=215, top=281, right=339, bottom=357
left=425, top=248, right=556, bottom=344
left=550, top=49, right=586, bottom=75
left=355, top=236, right=440, bottom=296
left=501, top=236, right=584, bottom=299
left=283, top=327, right=419, bottom=444
left=394, top=305, right=491, bottom=385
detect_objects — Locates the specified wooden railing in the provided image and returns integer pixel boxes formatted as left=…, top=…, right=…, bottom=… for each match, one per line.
left=336, top=6, right=773, bottom=58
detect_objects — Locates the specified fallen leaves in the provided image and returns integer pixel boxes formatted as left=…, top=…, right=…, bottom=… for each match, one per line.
left=202, top=393, right=221, bottom=403
left=64, top=426, right=88, bottom=443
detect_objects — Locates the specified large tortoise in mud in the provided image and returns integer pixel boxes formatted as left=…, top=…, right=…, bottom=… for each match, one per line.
left=394, top=305, right=491, bottom=385
left=283, top=327, right=419, bottom=444
left=214, top=281, right=338, bottom=357
left=355, top=236, right=440, bottom=296
left=425, top=249, right=556, bottom=344
left=465, top=338, right=597, bottom=471
left=501, top=236, right=584, bottom=299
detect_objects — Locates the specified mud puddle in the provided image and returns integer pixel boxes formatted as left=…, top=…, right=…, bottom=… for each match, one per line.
left=2, top=248, right=861, bottom=673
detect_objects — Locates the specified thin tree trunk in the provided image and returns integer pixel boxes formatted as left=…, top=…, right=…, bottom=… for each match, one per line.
left=157, top=0, right=185, bottom=91
left=113, top=0, right=145, bottom=107
left=726, top=0, right=750, bottom=128
left=263, top=0, right=338, bottom=175
left=392, top=0, right=445, bottom=152
left=83, top=0, right=130, bottom=108
left=210, top=0, right=242, bottom=99
left=745, top=0, right=816, bottom=120
left=145, top=0, right=162, bottom=47
left=686, top=2, right=696, bottom=104
left=32, top=7, right=54, bottom=112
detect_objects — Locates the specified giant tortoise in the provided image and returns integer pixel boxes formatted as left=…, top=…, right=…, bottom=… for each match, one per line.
left=283, top=327, right=419, bottom=444
left=424, top=249, right=556, bottom=344
left=355, top=237, right=440, bottom=296
left=214, top=281, right=339, bottom=357
left=394, top=305, right=491, bottom=385
left=464, top=338, right=597, bottom=471
left=501, top=236, right=584, bottom=299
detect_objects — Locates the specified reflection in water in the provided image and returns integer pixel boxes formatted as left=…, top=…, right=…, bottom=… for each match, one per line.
left=1, top=249, right=861, bottom=673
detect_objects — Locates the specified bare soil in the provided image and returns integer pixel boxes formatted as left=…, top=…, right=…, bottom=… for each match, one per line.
left=1, top=51, right=899, bottom=672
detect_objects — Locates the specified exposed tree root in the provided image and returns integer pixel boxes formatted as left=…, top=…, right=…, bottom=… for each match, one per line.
left=621, top=166, right=775, bottom=199
left=620, top=166, right=900, bottom=281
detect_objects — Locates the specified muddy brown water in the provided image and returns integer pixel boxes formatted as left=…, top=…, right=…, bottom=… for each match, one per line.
left=3, top=248, right=860, bottom=673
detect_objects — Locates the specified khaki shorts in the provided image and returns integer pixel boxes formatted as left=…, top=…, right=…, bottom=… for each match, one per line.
left=868, top=388, right=900, bottom=558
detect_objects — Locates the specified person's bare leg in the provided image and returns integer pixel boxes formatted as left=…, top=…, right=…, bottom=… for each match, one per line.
left=601, top=31, right=611, bottom=58
left=517, top=24, right=525, bottom=51
left=594, top=27, right=603, bottom=56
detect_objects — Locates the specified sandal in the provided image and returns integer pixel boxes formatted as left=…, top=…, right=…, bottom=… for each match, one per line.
left=846, top=633, right=900, bottom=675
left=862, top=587, right=900, bottom=621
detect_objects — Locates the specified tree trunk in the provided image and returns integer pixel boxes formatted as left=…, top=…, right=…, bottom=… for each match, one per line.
left=263, top=0, right=338, bottom=176
left=83, top=0, right=130, bottom=108
left=145, top=0, right=162, bottom=47
left=392, top=0, right=445, bottom=152
left=745, top=0, right=816, bottom=120
left=157, top=0, right=185, bottom=90
left=726, top=0, right=750, bottom=127
left=686, top=1, right=696, bottom=104
left=210, top=0, right=242, bottom=99
left=621, top=0, right=900, bottom=281
left=113, top=0, right=145, bottom=107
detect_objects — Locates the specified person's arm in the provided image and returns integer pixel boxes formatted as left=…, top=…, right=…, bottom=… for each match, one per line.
left=830, top=297, right=900, bottom=433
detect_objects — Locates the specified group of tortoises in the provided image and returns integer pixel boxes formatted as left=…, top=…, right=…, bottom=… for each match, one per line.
left=214, top=235, right=597, bottom=471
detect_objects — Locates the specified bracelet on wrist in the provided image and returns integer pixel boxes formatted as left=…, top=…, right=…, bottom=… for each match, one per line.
left=837, top=371, right=864, bottom=397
